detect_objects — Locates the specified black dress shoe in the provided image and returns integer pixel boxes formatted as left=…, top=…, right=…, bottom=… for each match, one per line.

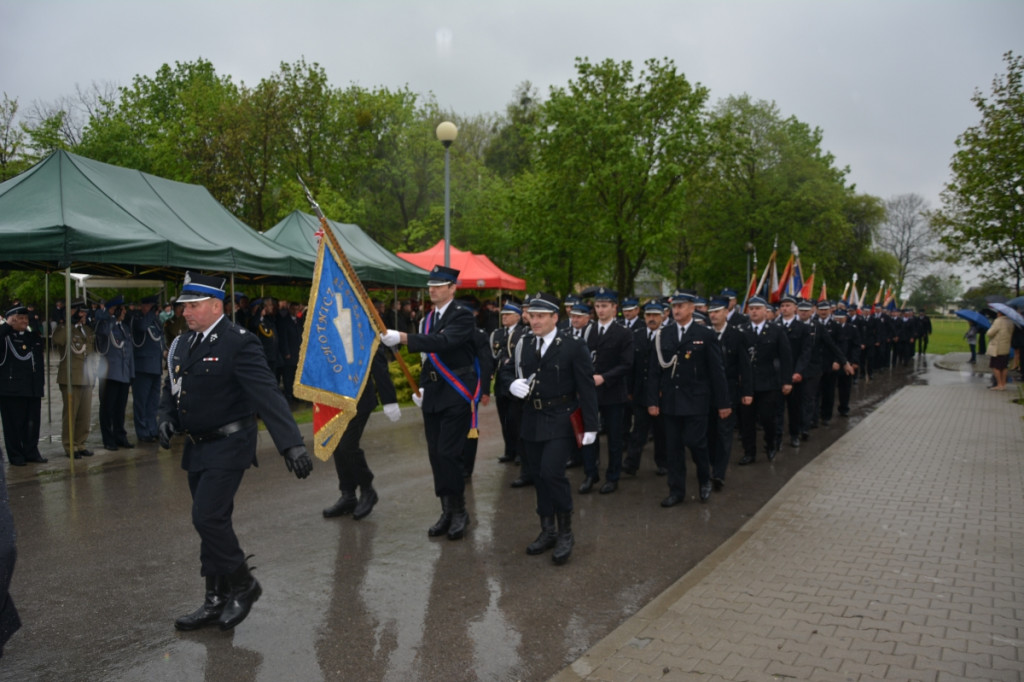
left=116, top=439, right=135, bottom=448
left=800, top=432, right=809, bottom=441
left=738, top=454, right=755, bottom=465
left=790, top=436, right=800, bottom=448
left=8, top=459, right=26, bottom=467
left=103, top=444, right=118, bottom=452
left=598, top=481, right=618, bottom=494
left=621, top=466, right=637, bottom=476
left=655, top=466, right=668, bottom=476
left=578, top=477, right=599, bottom=494
left=565, top=458, right=582, bottom=469
left=838, top=411, right=849, bottom=418
left=138, top=436, right=158, bottom=443
left=66, top=451, right=82, bottom=459
left=79, top=449, right=94, bottom=457
left=711, top=477, right=724, bottom=491
left=26, top=456, right=48, bottom=464
left=497, top=455, right=515, bottom=463
left=509, top=476, right=533, bottom=488
left=352, top=488, right=378, bottom=521
left=661, top=494, right=684, bottom=507
left=323, top=492, right=358, bottom=518
left=767, top=448, right=778, bottom=462
left=699, top=482, right=712, bottom=501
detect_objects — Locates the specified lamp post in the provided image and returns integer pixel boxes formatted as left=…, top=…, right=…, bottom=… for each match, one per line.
left=744, top=241, right=755, bottom=289
left=435, top=121, right=458, bottom=267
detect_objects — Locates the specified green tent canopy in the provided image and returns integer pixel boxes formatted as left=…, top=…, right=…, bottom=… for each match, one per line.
left=263, top=211, right=428, bottom=288
left=0, top=150, right=314, bottom=281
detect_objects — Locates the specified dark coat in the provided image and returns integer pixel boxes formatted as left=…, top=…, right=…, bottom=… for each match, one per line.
left=741, top=321, right=793, bottom=392
left=646, top=322, right=730, bottom=416
left=586, top=321, right=634, bottom=406
left=0, top=324, right=44, bottom=398
left=158, top=316, right=302, bottom=472
left=130, top=308, right=165, bottom=376
left=713, top=324, right=754, bottom=405
left=512, top=334, right=599, bottom=441
left=406, top=302, right=479, bottom=414
left=778, top=316, right=812, bottom=379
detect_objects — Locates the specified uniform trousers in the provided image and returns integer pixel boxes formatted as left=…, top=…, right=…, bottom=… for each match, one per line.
left=277, top=364, right=297, bottom=402
left=187, top=467, right=246, bottom=577
left=0, top=396, right=43, bottom=463
left=800, top=374, right=821, bottom=431
left=917, top=335, right=929, bottom=355
left=495, top=394, right=522, bottom=460
left=522, top=435, right=574, bottom=516
left=59, top=384, right=93, bottom=454
left=625, top=400, right=665, bottom=471
left=837, top=371, right=854, bottom=416
left=662, top=413, right=710, bottom=496
left=818, top=369, right=838, bottom=422
left=0, top=459, right=20, bottom=654
left=741, top=390, right=779, bottom=456
left=331, top=404, right=374, bottom=493
left=131, top=371, right=161, bottom=440
left=708, top=403, right=737, bottom=481
left=775, top=382, right=803, bottom=439
left=98, top=378, right=131, bottom=446
left=582, top=402, right=625, bottom=482
left=422, top=403, right=471, bottom=497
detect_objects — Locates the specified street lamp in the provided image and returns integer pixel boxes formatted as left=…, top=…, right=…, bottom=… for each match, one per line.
left=436, top=121, right=458, bottom=267
left=744, top=242, right=755, bottom=289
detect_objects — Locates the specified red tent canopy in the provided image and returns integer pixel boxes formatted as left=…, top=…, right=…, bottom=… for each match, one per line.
left=397, top=240, right=526, bottom=290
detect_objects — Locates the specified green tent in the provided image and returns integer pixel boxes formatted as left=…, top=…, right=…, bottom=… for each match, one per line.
left=264, top=211, right=428, bottom=287
left=0, top=150, right=314, bottom=281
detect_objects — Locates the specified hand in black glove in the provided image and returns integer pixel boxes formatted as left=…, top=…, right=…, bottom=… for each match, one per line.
left=283, top=445, right=313, bottom=479
left=158, top=421, right=176, bottom=449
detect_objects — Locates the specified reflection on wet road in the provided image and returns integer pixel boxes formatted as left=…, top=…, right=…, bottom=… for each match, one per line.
left=1, top=356, right=976, bottom=681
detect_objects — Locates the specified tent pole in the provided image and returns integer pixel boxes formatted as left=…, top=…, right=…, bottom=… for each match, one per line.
left=230, top=273, right=236, bottom=323
left=64, top=266, right=74, bottom=475
left=45, top=271, right=52, bottom=426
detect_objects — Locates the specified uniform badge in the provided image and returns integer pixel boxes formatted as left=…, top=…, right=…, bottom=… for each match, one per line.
left=685, top=351, right=692, bottom=360
left=210, top=333, right=218, bottom=343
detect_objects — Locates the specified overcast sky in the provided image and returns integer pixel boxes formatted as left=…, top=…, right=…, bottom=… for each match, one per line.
left=3, top=0, right=1022, bottom=223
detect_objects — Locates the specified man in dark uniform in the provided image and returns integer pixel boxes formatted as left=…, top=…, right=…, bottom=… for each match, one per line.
left=832, top=308, right=860, bottom=417
left=491, top=303, right=527, bottom=465
left=381, top=265, right=479, bottom=541
left=579, top=288, right=634, bottom=495
left=624, top=301, right=667, bottom=476
left=276, top=300, right=302, bottom=403
left=251, top=298, right=281, bottom=375
left=95, top=296, right=135, bottom=451
left=322, top=345, right=401, bottom=521
left=646, top=290, right=731, bottom=506
left=738, top=296, right=792, bottom=465
left=129, top=295, right=164, bottom=443
left=775, top=295, right=812, bottom=449
left=562, top=302, right=593, bottom=469
left=723, top=289, right=749, bottom=328
left=556, top=294, right=580, bottom=333
left=815, top=300, right=852, bottom=426
left=0, top=305, right=47, bottom=465
left=916, top=310, right=932, bottom=356
left=506, top=292, right=598, bottom=565
left=460, top=303, right=494, bottom=479
left=706, top=296, right=753, bottom=490
left=158, top=272, right=312, bottom=632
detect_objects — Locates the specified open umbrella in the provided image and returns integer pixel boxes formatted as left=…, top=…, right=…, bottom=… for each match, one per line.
left=955, top=309, right=991, bottom=330
left=1006, top=295, right=1024, bottom=309
left=989, top=302, right=1024, bottom=327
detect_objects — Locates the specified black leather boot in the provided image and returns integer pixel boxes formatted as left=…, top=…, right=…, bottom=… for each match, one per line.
left=352, top=486, right=378, bottom=521
left=174, top=575, right=227, bottom=631
left=526, top=516, right=557, bottom=555
left=552, top=512, right=574, bottom=565
left=446, top=494, right=470, bottom=540
left=218, top=559, right=262, bottom=630
left=322, top=490, right=358, bottom=518
left=427, top=497, right=452, bottom=537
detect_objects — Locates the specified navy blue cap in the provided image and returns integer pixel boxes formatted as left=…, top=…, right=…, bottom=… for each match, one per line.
left=721, top=288, right=738, bottom=298
left=797, top=299, right=814, bottom=310
left=643, top=301, right=665, bottom=314
left=695, top=296, right=707, bottom=306
left=593, top=287, right=618, bottom=303
left=707, top=296, right=729, bottom=312
left=833, top=307, right=848, bottom=317
left=747, top=295, right=768, bottom=307
left=621, top=297, right=639, bottom=311
left=671, top=289, right=698, bottom=304
left=501, top=303, right=522, bottom=315
left=234, top=292, right=248, bottom=301
left=780, top=294, right=798, bottom=305
left=140, top=294, right=159, bottom=305
left=5, top=305, right=28, bottom=317
left=569, top=303, right=592, bottom=316
left=105, top=295, right=125, bottom=307
left=692, top=311, right=709, bottom=325
left=526, top=292, right=560, bottom=314
left=766, top=304, right=776, bottom=313
left=178, top=271, right=227, bottom=302
left=563, top=294, right=580, bottom=305
left=427, top=265, right=460, bottom=286
left=816, top=300, right=832, bottom=310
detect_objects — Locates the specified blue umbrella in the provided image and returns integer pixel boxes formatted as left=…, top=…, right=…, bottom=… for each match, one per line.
left=955, top=309, right=991, bottom=330
left=1006, top=295, right=1024, bottom=309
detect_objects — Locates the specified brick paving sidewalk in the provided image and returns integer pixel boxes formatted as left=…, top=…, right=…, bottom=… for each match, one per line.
left=553, top=384, right=1024, bottom=681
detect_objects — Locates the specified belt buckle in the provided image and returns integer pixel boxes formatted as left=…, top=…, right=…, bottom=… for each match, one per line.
left=532, top=398, right=543, bottom=410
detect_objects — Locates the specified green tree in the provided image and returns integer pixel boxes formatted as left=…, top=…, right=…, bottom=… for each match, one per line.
left=908, top=273, right=962, bottom=313
left=960, top=277, right=1013, bottom=311
left=932, top=51, right=1024, bottom=295
left=0, top=93, right=28, bottom=180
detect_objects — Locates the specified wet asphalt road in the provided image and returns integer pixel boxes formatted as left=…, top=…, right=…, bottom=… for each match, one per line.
left=1, top=357, right=957, bottom=681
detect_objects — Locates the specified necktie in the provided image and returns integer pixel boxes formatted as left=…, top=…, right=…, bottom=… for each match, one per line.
left=648, top=330, right=654, bottom=342
left=678, top=325, right=684, bottom=342
left=536, top=337, right=543, bottom=358
left=190, top=332, right=201, bottom=350
left=598, top=325, right=605, bottom=337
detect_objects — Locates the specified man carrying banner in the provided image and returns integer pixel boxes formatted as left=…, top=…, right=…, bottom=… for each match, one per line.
left=381, top=265, right=480, bottom=541
left=158, top=272, right=312, bottom=632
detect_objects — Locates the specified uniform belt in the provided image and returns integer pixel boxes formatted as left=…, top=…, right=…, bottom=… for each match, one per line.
left=424, top=365, right=476, bottom=383
left=528, top=394, right=574, bottom=411
left=185, top=416, right=257, bottom=444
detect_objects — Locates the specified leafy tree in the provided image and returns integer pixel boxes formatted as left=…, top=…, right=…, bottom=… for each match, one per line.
left=484, top=81, right=540, bottom=179
left=960, top=276, right=1013, bottom=311
left=907, top=272, right=962, bottom=313
left=0, top=93, right=28, bottom=180
left=877, top=193, right=935, bottom=297
left=932, top=51, right=1024, bottom=295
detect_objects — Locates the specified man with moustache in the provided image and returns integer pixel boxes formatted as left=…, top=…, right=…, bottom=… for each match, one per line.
left=623, top=301, right=668, bottom=477
left=737, top=296, right=792, bottom=465
left=706, top=296, right=753, bottom=490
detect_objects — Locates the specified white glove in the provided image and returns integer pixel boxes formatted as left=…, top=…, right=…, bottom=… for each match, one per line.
left=411, top=389, right=423, bottom=408
left=581, top=431, right=597, bottom=446
left=509, top=378, right=530, bottom=399
left=382, top=403, right=401, bottom=422
left=380, top=330, right=401, bottom=347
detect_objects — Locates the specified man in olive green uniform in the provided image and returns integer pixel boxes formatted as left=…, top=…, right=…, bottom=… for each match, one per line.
left=51, top=301, right=96, bottom=458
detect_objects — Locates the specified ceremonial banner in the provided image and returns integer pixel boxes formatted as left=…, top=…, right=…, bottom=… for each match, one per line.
left=294, top=223, right=382, bottom=461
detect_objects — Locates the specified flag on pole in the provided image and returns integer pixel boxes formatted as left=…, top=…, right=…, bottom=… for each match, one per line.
left=818, top=278, right=827, bottom=302
left=774, top=251, right=794, bottom=302
left=799, top=263, right=816, bottom=300
left=789, top=245, right=804, bottom=297
left=883, top=286, right=896, bottom=311
left=746, top=246, right=777, bottom=312
left=872, top=280, right=885, bottom=313
left=294, top=222, right=382, bottom=461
